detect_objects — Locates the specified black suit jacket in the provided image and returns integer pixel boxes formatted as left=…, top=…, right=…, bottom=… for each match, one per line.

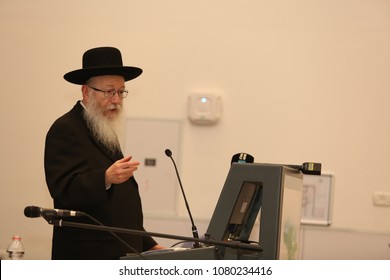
left=44, top=102, right=156, bottom=259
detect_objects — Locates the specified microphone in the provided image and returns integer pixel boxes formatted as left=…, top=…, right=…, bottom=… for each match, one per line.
left=231, top=153, right=254, bottom=165
left=287, top=162, right=322, bottom=175
left=24, top=206, right=86, bottom=218
left=164, top=149, right=201, bottom=248
left=25, top=206, right=145, bottom=258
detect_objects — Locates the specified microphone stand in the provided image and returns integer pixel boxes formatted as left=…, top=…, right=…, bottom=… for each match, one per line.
left=46, top=218, right=262, bottom=256
left=165, top=149, right=201, bottom=248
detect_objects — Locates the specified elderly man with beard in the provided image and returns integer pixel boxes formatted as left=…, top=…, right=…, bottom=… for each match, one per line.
left=44, top=47, right=163, bottom=260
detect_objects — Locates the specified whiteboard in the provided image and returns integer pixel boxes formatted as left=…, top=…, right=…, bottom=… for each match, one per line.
left=124, top=118, right=181, bottom=217
left=301, top=173, right=333, bottom=225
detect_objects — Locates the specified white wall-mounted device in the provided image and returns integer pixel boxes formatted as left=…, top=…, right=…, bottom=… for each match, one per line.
left=187, top=93, right=222, bottom=125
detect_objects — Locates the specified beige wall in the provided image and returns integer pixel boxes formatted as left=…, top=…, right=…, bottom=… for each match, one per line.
left=1, top=0, right=390, bottom=259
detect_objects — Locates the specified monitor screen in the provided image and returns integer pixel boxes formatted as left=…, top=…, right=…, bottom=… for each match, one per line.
left=223, top=181, right=262, bottom=242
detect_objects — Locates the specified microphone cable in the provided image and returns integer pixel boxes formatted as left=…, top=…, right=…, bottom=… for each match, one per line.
left=82, top=213, right=146, bottom=260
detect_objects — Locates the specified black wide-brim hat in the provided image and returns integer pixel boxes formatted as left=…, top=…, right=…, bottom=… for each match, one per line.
left=64, top=47, right=142, bottom=85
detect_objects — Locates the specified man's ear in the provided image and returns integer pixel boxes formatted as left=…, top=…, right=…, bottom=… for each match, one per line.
left=81, top=85, right=89, bottom=103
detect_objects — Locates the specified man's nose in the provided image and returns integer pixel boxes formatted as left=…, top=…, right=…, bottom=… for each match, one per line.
left=110, top=92, right=122, bottom=103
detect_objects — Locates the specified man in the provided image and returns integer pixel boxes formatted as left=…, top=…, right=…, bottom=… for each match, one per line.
left=44, top=47, right=163, bottom=259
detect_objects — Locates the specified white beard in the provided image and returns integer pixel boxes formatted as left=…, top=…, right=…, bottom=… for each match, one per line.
left=83, top=96, right=124, bottom=154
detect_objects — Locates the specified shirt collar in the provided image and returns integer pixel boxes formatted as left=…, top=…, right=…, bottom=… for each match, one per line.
left=79, top=100, right=87, bottom=110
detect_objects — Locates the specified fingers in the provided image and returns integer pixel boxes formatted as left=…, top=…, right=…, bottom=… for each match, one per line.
left=105, top=156, right=140, bottom=185
left=122, top=161, right=140, bottom=171
left=116, top=156, right=139, bottom=174
left=118, top=155, right=132, bottom=163
left=117, top=156, right=140, bottom=169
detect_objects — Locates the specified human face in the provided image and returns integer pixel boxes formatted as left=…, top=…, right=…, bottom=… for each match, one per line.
left=82, top=75, right=126, bottom=120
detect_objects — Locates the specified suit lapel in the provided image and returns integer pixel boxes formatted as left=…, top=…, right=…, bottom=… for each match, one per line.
left=89, top=133, right=123, bottom=162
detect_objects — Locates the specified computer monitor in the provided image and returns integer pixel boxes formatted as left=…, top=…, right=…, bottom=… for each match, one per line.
left=205, top=162, right=303, bottom=259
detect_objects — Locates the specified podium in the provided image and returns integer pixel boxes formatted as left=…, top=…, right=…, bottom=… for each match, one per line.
left=122, top=163, right=304, bottom=260
left=122, top=247, right=217, bottom=260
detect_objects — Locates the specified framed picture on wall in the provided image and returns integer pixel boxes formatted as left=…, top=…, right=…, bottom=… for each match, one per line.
left=301, top=173, right=333, bottom=225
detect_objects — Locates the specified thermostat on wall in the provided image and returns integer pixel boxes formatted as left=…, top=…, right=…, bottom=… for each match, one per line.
left=188, top=93, right=222, bottom=125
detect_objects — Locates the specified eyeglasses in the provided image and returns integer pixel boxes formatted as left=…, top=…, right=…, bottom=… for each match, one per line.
left=88, top=86, right=129, bottom=98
